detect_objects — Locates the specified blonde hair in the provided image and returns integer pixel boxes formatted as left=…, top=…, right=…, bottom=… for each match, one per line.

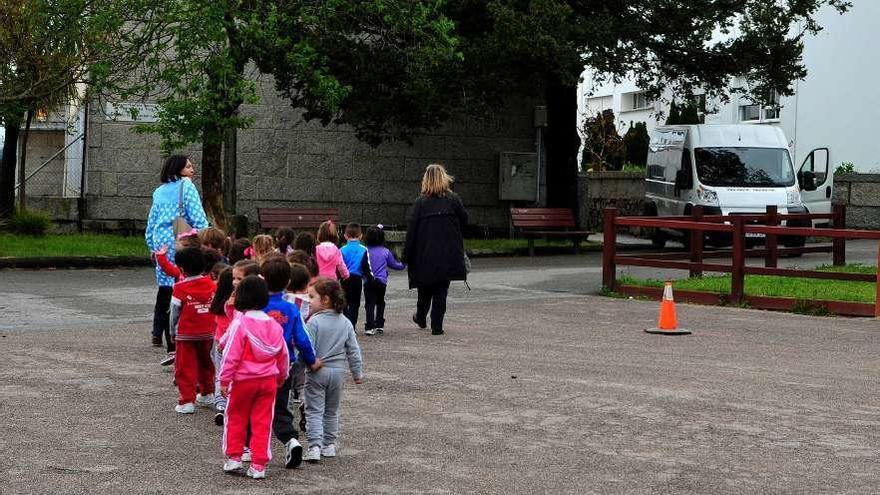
left=252, top=234, right=275, bottom=262
left=420, top=163, right=453, bottom=197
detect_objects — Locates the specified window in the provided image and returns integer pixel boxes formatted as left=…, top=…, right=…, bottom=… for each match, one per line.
left=739, top=92, right=780, bottom=122
left=740, top=104, right=761, bottom=122
left=695, top=147, right=795, bottom=187
left=585, top=95, right=612, bottom=115
left=622, top=91, right=652, bottom=111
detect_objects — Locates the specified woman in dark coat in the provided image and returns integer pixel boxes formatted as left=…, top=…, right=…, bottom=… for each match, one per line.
left=404, top=163, right=468, bottom=335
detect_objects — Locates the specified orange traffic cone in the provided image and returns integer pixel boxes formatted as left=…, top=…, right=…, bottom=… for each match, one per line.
left=645, top=281, right=691, bottom=335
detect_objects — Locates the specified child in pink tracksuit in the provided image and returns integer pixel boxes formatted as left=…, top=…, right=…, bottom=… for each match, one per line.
left=315, top=220, right=349, bottom=280
left=219, top=275, right=289, bottom=480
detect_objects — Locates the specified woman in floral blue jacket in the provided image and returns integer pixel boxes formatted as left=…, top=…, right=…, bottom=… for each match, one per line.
left=145, top=155, right=209, bottom=353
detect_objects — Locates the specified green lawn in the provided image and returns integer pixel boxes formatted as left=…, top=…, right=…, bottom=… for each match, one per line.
left=0, top=234, right=148, bottom=258
left=619, top=264, right=878, bottom=304
left=465, top=238, right=599, bottom=254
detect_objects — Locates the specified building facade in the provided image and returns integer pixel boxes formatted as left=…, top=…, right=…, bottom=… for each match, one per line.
left=578, top=1, right=880, bottom=173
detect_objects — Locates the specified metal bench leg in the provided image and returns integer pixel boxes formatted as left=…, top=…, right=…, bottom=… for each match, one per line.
left=528, top=238, right=535, bottom=257
left=573, top=238, right=580, bottom=255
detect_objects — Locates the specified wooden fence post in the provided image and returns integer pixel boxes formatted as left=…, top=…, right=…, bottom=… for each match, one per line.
left=875, top=242, right=880, bottom=318
left=602, top=208, right=618, bottom=291
left=765, top=205, right=778, bottom=268
left=833, top=204, right=846, bottom=266
left=731, top=216, right=745, bottom=305
left=690, top=206, right=704, bottom=278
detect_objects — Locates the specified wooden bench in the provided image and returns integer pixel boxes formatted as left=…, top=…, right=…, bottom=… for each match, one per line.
left=258, top=207, right=339, bottom=233
left=510, top=208, right=592, bottom=256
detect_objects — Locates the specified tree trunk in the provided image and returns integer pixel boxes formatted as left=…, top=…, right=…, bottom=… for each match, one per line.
left=543, top=81, right=580, bottom=217
left=201, top=123, right=227, bottom=231
left=222, top=127, right=237, bottom=216
left=18, top=110, right=33, bottom=211
left=0, top=119, right=22, bottom=217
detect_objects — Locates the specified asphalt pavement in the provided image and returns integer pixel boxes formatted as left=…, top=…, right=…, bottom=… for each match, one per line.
left=1, top=247, right=879, bottom=494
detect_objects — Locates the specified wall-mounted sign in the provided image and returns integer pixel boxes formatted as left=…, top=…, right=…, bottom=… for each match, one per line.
left=104, top=102, right=160, bottom=123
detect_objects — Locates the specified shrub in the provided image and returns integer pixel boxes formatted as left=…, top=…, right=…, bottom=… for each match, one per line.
left=582, top=109, right=624, bottom=171
left=622, top=121, right=649, bottom=166
left=6, top=209, right=53, bottom=236
left=835, top=162, right=855, bottom=175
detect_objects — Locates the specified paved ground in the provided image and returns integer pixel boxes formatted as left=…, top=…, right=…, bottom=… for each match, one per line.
left=1, top=248, right=879, bottom=493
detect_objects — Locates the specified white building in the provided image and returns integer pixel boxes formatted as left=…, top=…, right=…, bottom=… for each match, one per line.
left=578, top=1, right=880, bottom=172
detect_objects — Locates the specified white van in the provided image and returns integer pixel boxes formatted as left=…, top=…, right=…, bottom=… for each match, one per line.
left=644, top=124, right=832, bottom=247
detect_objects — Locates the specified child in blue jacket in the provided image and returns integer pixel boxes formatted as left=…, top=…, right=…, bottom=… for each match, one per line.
left=261, top=255, right=322, bottom=469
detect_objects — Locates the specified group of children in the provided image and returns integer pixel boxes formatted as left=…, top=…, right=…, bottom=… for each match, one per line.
left=153, top=220, right=405, bottom=479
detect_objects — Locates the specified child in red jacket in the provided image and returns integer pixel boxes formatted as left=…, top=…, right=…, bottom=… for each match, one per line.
left=170, top=246, right=217, bottom=414
left=220, top=275, right=289, bottom=479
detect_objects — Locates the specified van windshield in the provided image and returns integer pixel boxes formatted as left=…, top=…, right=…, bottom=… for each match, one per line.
left=694, top=147, right=795, bottom=187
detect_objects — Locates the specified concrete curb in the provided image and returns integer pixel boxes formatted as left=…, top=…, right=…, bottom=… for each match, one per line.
left=0, top=242, right=655, bottom=270
left=0, top=256, right=153, bottom=270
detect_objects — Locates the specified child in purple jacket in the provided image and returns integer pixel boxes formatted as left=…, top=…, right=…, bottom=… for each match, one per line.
left=363, top=226, right=406, bottom=335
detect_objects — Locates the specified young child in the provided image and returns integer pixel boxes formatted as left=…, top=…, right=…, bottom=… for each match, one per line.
left=275, top=227, right=297, bottom=256
left=170, top=247, right=217, bottom=414
left=219, top=275, right=289, bottom=480
left=260, top=255, right=321, bottom=468
left=302, top=278, right=364, bottom=463
left=209, top=267, right=235, bottom=425
left=315, top=221, right=349, bottom=281
left=293, top=231, right=316, bottom=257
left=363, top=226, right=406, bottom=336
left=288, top=250, right=319, bottom=286
left=228, top=238, right=254, bottom=265
left=339, top=223, right=372, bottom=328
left=252, top=234, right=275, bottom=264
left=200, top=227, right=230, bottom=263
left=153, top=230, right=202, bottom=284
left=284, top=261, right=313, bottom=434
left=284, top=263, right=312, bottom=319
left=202, top=248, right=223, bottom=277
left=212, top=260, right=261, bottom=427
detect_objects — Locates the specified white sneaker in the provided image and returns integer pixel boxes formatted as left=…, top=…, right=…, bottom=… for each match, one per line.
left=321, top=444, right=337, bottom=458
left=303, top=445, right=321, bottom=463
left=160, top=353, right=175, bottom=366
left=284, top=439, right=303, bottom=469
left=365, top=328, right=378, bottom=336
left=196, top=393, right=216, bottom=407
left=223, top=458, right=243, bottom=473
left=241, top=448, right=251, bottom=463
left=246, top=465, right=266, bottom=479
left=174, top=403, right=195, bottom=414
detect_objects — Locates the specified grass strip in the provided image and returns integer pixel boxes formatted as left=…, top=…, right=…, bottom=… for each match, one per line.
left=464, top=238, right=599, bottom=254
left=0, top=234, right=148, bottom=258
left=619, top=264, right=878, bottom=304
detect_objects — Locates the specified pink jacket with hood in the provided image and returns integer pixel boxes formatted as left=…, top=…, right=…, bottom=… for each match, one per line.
left=219, top=310, right=290, bottom=387
left=316, top=242, right=349, bottom=280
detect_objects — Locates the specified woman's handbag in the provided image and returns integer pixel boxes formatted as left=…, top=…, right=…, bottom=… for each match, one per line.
left=172, top=180, right=193, bottom=237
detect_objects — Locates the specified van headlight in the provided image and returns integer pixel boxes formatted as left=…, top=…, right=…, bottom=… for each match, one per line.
left=786, top=188, right=801, bottom=206
left=697, top=186, right=719, bottom=206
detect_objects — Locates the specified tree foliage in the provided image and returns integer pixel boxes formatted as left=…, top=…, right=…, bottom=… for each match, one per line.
left=623, top=122, right=649, bottom=167
left=583, top=109, right=623, bottom=171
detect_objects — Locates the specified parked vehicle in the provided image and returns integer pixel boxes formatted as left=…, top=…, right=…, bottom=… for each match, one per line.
left=643, top=124, right=832, bottom=248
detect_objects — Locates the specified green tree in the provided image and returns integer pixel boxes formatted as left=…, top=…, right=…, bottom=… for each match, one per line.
left=260, top=0, right=849, bottom=212
left=0, top=0, right=173, bottom=217
left=583, top=109, right=623, bottom=171
left=665, top=102, right=682, bottom=125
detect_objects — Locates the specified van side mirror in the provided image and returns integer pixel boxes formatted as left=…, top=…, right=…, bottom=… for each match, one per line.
left=799, top=170, right=817, bottom=191
left=675, top=169, right=692, bottom=192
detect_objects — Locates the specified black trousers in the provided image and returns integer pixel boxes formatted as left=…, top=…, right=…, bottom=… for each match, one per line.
left=152, top=286, right=174, bottom=352
left=364, top=280, right=387, bottom=330
left=416, top=280, right=451, bottom=332
left=273, top=366, right=299, bottom=444
left=342, top=275, right=363, bottom=327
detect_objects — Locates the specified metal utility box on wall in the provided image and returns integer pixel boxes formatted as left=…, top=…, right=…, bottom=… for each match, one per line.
left=499, top=152, right=539, bottom=201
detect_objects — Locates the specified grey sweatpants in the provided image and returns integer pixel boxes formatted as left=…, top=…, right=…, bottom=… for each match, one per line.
left=304, top=367, right=345, bottom=449
left=211, top=342, right=227, bottom=411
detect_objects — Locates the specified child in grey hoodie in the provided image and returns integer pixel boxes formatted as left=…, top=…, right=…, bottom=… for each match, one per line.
left=302, top=277, right=364, bottom=462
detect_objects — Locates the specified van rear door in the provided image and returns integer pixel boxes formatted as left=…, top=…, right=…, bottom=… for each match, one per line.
left=798, top=148, right=833, bottom=225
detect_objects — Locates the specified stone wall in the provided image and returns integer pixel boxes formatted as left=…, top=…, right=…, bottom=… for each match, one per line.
left=832, top=173, right=880, bottom=229
left=578, top=171, right=645, bottom=230
left=85, top=78, right=538, bottom=233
